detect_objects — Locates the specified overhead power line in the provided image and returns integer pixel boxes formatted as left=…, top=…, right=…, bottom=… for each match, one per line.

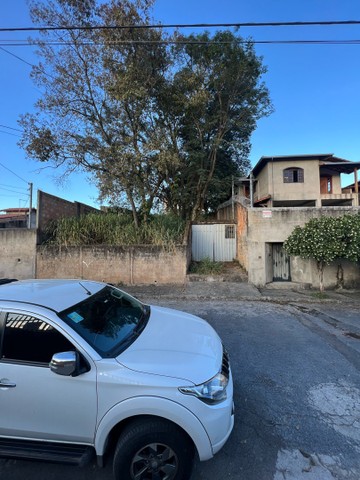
left=0, top=124, right=22, bottom=132
left=1, top=39, right=360, bottom=47
left=0, top=194, right=27, bottom=198
left=1, top=20, right=360, bottom=33
left=0, top=46, right=34, bottom=67
left=1, top=20, right=358, bottom=85
left=0, top=162, right=28, bottom=184
left=0, top=46, right=56, bottom=81
left=0, top=187, right=29, bottom=196
left=0, top=183, right=27, bottom=190
left=0, top=130, right=21, bottom=137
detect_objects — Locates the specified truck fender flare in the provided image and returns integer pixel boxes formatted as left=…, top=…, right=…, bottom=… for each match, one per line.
left=94, top=395, right=213, bottom=461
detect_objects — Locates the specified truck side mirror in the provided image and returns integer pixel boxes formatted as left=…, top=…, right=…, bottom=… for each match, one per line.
left=50, top=351, right=78, bottom=376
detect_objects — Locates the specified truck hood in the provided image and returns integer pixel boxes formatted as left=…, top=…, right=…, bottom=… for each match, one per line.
left=117, top=305, right=222, bottom=385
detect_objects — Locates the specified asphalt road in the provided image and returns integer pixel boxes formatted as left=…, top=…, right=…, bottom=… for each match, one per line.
left=1, top=298, right=360, bottom=480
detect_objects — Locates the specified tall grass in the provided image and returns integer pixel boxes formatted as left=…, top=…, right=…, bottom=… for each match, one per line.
left=44, top=213, right=185, bottom=248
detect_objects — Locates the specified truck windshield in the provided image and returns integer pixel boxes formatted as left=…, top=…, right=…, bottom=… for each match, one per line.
left=58, top=286, right=149, bottom=357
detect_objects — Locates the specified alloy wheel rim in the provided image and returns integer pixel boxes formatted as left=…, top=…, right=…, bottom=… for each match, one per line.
left=130, top=442, right=179, bottom=480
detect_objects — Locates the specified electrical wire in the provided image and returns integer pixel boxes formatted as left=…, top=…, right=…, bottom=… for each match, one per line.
left=0, top=162, right=28, bottom=184
left=1, top=20, right=360, bottom=33
left=0, top=124, right=22, bottom=132
left=0, top=46, right=56, bottom=81
left=0, top=39, right=359, bottom=47
left=0, top=130, right=21, bottom=137
left=0, top=46, right=34, bottom=67
left=0, top=194, right=27, bottom=198
left=3, top=35, right=355, bottom=90
left=0, top=187, right=29, bottom=196
left=0, top=183, right=27, bottom=190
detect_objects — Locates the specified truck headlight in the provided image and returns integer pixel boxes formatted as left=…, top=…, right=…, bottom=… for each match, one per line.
left=179, top=372, right=228, bottom=405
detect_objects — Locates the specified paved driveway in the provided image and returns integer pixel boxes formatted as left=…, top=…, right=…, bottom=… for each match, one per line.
left=1, top=298, right=360, bottom=480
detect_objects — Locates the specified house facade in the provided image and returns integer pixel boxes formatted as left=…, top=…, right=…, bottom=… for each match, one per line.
left=0, top=208, right=36, bottom=229
left=218, top=154, right=360, bottom=288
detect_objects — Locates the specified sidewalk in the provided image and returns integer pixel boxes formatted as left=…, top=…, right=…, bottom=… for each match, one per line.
left=124, top=278, right=360, bottom=305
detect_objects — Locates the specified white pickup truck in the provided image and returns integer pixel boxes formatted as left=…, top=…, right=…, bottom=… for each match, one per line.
left=0, top=279, right=234, bottom=480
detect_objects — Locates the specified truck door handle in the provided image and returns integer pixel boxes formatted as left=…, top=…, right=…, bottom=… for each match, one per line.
left=0, top=380, right=16, bottom=388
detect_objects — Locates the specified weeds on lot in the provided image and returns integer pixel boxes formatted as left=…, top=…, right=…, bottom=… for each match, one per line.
left=189, top=257, right=224, bottom=275
left=44, top=213, right=185, bottom=248
left=311, top=292, right=329, bottom=299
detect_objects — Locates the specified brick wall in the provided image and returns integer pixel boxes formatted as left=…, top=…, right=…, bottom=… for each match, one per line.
left=37, top=191, right=100, bottom=241
left=235, top=203, right=248, bottom=270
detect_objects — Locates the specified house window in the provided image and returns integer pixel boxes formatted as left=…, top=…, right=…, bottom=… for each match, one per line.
left=283, top=168, right=304, bottom=183
left=225, top=225, right=235, bottom=239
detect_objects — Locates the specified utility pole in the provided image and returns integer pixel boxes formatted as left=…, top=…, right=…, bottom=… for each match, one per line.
left=28, top=182, right=33, bottom=228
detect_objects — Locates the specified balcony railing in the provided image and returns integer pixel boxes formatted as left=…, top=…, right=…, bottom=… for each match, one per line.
left=321, top=192, right=359, bottom=206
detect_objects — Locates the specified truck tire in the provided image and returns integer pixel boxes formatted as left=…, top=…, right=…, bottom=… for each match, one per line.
left=113, top=417, right=194, bottom=480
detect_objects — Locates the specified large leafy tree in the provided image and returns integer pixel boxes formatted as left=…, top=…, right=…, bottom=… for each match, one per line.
left=284, top=214, right=360, bottom=292
left=156, top=31, right=271, bottom=235
left=19, top=0, right=272, bottom=240
left=20, top=0, right=168, bottom=227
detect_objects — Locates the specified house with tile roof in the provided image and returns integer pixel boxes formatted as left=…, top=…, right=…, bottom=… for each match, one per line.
left=216, top=154, right=360, bottom=288
left=0, top=208, right=36, bottom=229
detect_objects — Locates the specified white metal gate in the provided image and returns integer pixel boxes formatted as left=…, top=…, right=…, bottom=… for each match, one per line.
left=191, top=224, right=236, bottom=262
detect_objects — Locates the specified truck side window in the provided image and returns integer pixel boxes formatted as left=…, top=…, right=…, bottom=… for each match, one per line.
left=1, top=313, right=74, bottom=365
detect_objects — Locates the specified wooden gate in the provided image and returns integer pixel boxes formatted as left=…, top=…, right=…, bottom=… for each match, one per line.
left=191, top=224, right=236, bottom=262
left=272, top=243, right=291, bottom=281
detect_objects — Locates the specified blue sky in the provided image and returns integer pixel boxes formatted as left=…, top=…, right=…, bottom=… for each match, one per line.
left=1, top=0, right=360, bottom=211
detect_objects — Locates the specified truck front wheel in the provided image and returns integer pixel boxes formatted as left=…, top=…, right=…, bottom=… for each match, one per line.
left=113, top=418, right=194, bottom=480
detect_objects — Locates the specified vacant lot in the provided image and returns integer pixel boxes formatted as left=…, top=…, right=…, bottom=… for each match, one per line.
left=1, top=299, right=360, bottom=480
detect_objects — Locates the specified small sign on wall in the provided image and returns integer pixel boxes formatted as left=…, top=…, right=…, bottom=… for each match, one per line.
left=262, top=210, right=272, bottom=218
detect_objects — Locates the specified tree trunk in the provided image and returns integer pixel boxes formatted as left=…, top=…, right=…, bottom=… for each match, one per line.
left=188, top=137, right=223, bottom=223
left=336, top=263, right=344, bottom=289
left=126, top=189, right=139, bottom=229
left=317, top=260, right=325, bottom=292
left=182, top=219, right=192, bottom=245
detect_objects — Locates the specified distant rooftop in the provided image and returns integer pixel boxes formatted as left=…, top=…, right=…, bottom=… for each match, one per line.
left=0, top=208, right=36, bottom=224
left=0, top=208, right=36, bottom=214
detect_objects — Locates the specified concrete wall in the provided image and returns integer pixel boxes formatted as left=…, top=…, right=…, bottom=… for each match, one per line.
left=245, top=206, right=360, bottom=286
left=0, top=229, right=37, bottom=279
left=331, top=175, right=342, bottom=194
left=291, top=257, right=360, bottom=289
left=36, top=245, right=189, bottom=285
left=254, top=164, right=270, bottom=201
left=1, top=194, right=189, bottom=284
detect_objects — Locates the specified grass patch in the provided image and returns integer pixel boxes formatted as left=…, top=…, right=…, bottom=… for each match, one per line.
left=310, top=292, right=329, bottom=299
left=44, top=213, right=185, bottom=248
left=189, top=257, right=224, bottom=275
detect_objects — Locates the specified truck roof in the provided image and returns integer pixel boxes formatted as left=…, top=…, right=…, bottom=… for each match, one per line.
left=0, top=279, right=105, bottom=312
